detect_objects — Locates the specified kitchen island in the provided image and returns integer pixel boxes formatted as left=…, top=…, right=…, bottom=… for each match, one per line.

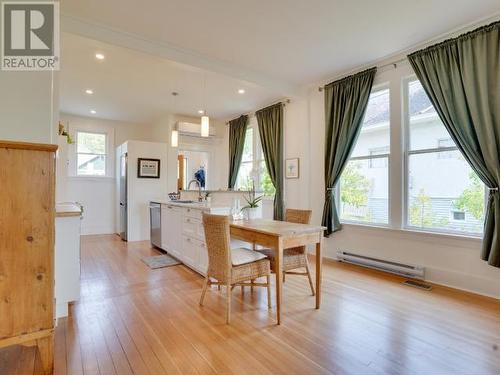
left=151, top=200, right=230, bottom=275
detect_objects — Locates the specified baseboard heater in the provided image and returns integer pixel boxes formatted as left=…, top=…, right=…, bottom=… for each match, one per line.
left=336, top=251, right=425, bottom=279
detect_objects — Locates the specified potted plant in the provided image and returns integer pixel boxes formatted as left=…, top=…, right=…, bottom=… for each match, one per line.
left=241, top=180, right=263, bottom=220
left=58, top=122, right=74, bottom=144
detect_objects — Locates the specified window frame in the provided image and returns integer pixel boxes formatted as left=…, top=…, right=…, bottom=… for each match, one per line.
left=402, top=76, right=485, bottom=237
left=67, top=125, right=116, bottom=181
left=336, top=84, right=391, bottom=227
left=75, top=129, right=109, bottom=178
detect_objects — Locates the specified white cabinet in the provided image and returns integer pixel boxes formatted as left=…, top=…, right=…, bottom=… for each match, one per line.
left=160, top=205, right=182, bottom=260
left=198, top=241, right=208, bottom=274
left=159, top=203, right=229, bottom=276
left=55, top=211, right=82, bottom=319
left=182, top=235, right=198, bottom=268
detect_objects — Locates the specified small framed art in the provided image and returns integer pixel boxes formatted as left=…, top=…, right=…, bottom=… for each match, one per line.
left=137, top=158, right=160, bottom=178
left=285, top=158, right=299, bottom=179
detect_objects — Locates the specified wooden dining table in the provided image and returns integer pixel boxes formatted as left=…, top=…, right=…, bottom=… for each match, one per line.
left=230, top=219, right=325, bottom=324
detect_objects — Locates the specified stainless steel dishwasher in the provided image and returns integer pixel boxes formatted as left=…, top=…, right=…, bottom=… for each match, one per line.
left=149, top=202, right=161, bottom=248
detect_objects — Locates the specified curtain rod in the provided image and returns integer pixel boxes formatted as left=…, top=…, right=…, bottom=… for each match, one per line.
left=318, top=57, right=407, bottom=92
left=226, top=98, right=290, bottom=124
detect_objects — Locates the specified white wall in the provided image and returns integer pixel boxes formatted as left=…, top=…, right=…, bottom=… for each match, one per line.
left=291, top=62, right=500, bottom=299
left=57, top=113, right=152, bottom=235
left=0, top=71, right=57, bottom=143
left=123, top=140, right=169, bottom=241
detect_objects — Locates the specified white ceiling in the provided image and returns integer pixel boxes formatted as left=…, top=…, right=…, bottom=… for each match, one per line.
left=59, top=33, right=283, bottom=123
left=60, top=0, right=500, bottom=123
left=62, top=0, right=500, bottom=86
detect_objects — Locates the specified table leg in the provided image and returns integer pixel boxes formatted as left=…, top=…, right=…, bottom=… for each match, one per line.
left=315, top=237, right=322, bottom=309
left=275, top=238, right=283, bottom=324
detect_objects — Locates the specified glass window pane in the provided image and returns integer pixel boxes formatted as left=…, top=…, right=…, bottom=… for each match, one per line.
left=241, top=128, right=253, bottom=162
left=236, top=162, right=253, bottom=190
left=259, top=160, right=275, bottom=196
left=77, top=132, right=106, bottom=154
left=408, top=80, right=454, bottom=151
left=77, top=154, right=106, bottom=176
left=407, top=151, right=484, bottom=233
left=351, top=88, right=390, bottom=158
left=339, top=158, right=388, bottom=224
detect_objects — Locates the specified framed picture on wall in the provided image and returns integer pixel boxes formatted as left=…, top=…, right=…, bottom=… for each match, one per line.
left=137, top=158, right=160, bottom=178
left=285, top=158, right=299, bottom=179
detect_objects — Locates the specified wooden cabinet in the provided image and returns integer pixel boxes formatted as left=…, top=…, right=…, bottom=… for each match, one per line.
left=0, top=140, right=57, bottom=375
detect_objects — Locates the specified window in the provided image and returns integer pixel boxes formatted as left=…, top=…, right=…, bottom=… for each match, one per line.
left=76, top=131, right=107, bottom=176
left=338, top=87, right=390, bottom=224
left=235, top=120, right=275, bottom=196
left=452, top=211, right=465, bottom=221
left=437, top=138, right=454, bottom=159
left=369, top=146, right=389, bottom=168
left=405, top=79, right=485, bottom=234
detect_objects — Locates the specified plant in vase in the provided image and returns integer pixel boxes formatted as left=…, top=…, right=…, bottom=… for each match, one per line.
left=241, top=180, right=263, bottom=220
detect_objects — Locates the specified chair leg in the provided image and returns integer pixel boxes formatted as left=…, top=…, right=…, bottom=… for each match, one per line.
left=283, top=272, right=286, bottom=283
left=250, top=279, right=255, bottom=292
left=199, top=276, right=209, bottom=305
left=226, top=282, right=232, bottom=324
left=305, top=258, right=315, bottom=296
left=266, top=275, right=272, bottom=309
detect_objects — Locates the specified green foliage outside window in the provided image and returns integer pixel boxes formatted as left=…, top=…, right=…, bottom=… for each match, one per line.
left=340, top=162, right=370, bottom=207
left=409, top=189, right=434, bottom=227
left=261, top=163, right=276, bottom=196
left=455, top=172, right=485, bottom=220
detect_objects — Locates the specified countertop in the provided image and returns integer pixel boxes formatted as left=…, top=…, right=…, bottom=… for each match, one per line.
left=151, top=199, right=230, bottom=213
left=56, top=203, right=83, bottom=217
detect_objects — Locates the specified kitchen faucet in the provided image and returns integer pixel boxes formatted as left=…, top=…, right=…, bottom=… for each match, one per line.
left=187, top=179, right=203, bottom=202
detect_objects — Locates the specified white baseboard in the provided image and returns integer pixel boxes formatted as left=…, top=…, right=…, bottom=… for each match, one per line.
left=81, top=224, right=115, bottom=235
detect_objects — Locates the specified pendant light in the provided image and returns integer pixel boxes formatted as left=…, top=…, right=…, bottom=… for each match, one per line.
left=200, top=72, right=209, bottom=137
left=171, top=92, right=179, bottom=147
left=201, top=115, right=209, bottom=137
left=171, top=128, right=179, bottom=147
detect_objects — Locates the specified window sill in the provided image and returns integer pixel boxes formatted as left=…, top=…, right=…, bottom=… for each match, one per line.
left=339, top=221, right=482, bottom=247
left=68, top=175, right=115, bottom=182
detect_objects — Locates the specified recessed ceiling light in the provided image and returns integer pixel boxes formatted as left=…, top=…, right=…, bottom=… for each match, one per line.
left=90, top=110, right=97, bottom=114
left=238, top=89, right=245, bottom=94
left=198, top=109, right=205, bottom=114
left=95, top=53, right=105, bottom=60
left=85, top=89, right=94, bottom=95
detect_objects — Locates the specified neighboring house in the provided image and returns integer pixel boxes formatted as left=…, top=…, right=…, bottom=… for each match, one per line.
left=77, top=143, right=105, bottom=176
left=341, top=83, right=484, bottom=233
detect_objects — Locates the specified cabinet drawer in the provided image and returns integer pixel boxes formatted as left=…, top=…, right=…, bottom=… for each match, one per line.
left=182, top=217, right=204, bottom=240
left=184, top=207, right=203, bottom=220
left=182, top=235, right=199, bottom=268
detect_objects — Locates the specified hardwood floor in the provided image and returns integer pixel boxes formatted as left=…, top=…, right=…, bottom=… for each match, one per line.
left=51, top=234, right=499, bottom=375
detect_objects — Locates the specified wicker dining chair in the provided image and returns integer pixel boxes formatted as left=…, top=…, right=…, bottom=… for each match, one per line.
left=257, top=209, right=315, bottom=295
left=199, top=213, right=272, bottom=324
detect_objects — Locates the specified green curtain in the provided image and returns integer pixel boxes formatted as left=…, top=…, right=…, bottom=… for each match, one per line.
left=321, top=67, right=377, bottom=236
left=228, top=115, right=248, bottom=189
left=256, top=103, right=284, bottom=220
left=408, top=21, right=500, bottom=267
